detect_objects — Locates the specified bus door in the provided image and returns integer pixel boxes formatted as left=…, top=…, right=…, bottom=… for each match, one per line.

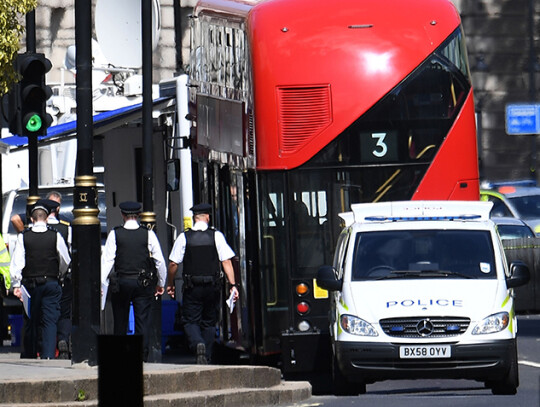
left=258, top=170, right=337, bottom=366
left=258, top=173, right=290, bottom=355
left=212, top=166, right=251, bottom=354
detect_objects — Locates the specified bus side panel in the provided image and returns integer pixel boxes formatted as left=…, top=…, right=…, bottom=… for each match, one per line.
left=413, top=91, right=480, bottom=201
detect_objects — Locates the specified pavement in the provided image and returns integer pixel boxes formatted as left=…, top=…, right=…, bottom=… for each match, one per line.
left=0, top=345, right=312, bottom=406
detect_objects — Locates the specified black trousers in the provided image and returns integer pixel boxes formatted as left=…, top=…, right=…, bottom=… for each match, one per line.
left=57, top=278, right=73, bottom=344
left=0, top=299, right=7, bottom=341
left=182, top=284, right=220, bottom=361
left=110, top=277, right=153, bottom=361
left=22, top=280, right=62, bottom=359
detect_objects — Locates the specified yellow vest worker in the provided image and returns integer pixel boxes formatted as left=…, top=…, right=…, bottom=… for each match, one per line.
left=0, top=234, right=10, bottom=293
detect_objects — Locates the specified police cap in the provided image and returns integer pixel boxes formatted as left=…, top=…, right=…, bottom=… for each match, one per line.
left=119, top=201, right=142, bottom=215
left=43, top=199, right=60, bottom=212
left=31, top=199, right=51, bottom=215
left=191, top=203, right=212, bottom=215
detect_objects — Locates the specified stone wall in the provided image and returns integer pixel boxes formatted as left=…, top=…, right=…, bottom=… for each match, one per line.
left=453, top=0, right=540, bottom=182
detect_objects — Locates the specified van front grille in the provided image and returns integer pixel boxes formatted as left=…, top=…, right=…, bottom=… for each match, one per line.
left=380, top=317, right=470, bottom=338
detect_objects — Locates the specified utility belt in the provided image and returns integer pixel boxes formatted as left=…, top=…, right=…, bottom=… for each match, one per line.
left=116, top=273, right=139, bottom=280
left=183, top=274, right=220, bottom=289
left=22, top=276, right=58, bottom=289
left=111, top=269, right=157, bottom=292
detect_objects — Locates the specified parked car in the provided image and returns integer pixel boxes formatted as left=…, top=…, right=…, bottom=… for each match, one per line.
left=2, top=185, right=107, bottom=253
left=491, top=216, right=540, bottom=313
left=491, top=217, right=536, bottom=240
left=480, top=180, right=540, bottom=235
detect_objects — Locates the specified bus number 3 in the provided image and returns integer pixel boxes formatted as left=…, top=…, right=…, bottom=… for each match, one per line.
left=372, top=132, right=388, bottom=158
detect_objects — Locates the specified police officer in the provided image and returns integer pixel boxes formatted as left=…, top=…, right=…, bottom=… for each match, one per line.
left=167, top=203, right=239, bottom=364
left=101, top=201, right=167, bottom=361
left=9, top=200, right=71, bottom=359
left=11, top=191, right=65, bottom=232
left=44, top=196, right=72, bottom=359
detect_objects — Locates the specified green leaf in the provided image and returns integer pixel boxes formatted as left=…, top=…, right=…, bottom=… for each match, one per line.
left=0, top=0, right=37, bottom=95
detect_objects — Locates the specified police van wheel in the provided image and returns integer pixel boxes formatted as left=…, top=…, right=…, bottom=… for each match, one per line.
left=488, top=344, right=519, bottom=395
left=332, top=354, right=366, bottom=395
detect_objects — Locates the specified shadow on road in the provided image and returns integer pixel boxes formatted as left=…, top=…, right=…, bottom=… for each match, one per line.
left=516, top=314, right=540, bottom=337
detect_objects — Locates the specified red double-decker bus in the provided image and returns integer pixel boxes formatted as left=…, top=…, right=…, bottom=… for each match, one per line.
left=185, top=0, right=479, bottom=375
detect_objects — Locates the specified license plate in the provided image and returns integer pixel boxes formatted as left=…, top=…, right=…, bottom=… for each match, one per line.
left=399, top=345, right=451, bottom=359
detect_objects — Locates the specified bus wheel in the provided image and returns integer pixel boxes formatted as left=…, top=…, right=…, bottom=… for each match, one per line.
left=332, top=354, right=366, bottom=395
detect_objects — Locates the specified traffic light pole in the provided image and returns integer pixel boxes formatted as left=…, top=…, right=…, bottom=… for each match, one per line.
left=25, top=10, right=39, bottom=219
left=71, top=0, right=101, bottom=366
left=26, top=10, right=35, bottom=53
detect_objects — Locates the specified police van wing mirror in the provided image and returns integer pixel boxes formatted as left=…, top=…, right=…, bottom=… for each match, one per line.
left=506, top=261, right=530, bottom=289
left=316, top=265, right=342, bottom=291
left=166, top=159, right=180, bottom=191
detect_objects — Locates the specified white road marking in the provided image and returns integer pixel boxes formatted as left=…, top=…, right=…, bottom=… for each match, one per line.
left=519, top=360, right=540, bottom=368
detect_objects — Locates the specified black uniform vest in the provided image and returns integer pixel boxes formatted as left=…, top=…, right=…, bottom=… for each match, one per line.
left=184, top=229, right=220, bottom=277
left=22, top=228, right=59, bottom=278
left=50, top=221, right=69, bottom=247
left=114, top=226, right=150, bottom=275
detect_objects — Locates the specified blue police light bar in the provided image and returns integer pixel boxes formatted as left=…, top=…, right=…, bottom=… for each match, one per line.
left=338, top=201, right=493, bottom=227
left=364, top=215, right=482, bottom=222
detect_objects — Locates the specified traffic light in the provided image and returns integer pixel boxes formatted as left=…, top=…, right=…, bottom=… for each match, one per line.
left=11, top=52, right=53, bottom=137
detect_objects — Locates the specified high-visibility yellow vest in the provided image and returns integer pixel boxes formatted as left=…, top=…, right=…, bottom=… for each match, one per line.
left=0, top=234, right=10, bottom=290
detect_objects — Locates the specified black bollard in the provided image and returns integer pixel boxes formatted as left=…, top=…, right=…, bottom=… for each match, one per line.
left=98, top=335, right=143, bottom=407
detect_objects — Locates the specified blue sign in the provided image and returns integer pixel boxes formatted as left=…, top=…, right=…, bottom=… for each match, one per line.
left=506, top=104, right=540, bottom=135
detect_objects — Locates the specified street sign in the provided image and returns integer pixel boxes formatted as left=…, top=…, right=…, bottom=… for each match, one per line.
left=506, top=104, right=540, bottom=135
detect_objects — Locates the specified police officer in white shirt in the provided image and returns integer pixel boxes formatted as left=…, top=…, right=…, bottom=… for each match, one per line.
left=167, top=203, right=238, bottom=364
left=10, top=199, right=71, bottom=359
left=101, top=201, right=167, bottom=361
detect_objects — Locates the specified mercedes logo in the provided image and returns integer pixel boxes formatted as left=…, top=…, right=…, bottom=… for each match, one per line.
left=416, top=319, right=434, bottom=336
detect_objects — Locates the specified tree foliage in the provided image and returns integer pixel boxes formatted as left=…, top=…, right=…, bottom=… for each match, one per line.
left=0, top=0, right=37, bottom=96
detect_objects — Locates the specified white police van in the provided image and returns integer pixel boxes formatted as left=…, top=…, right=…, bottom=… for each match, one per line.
left=316, top=201, right=530, bottom=395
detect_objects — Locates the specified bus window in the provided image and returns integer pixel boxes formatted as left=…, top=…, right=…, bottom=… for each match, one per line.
left=265, top=192, right=285, bottom=228
left=292, top=197, right=325, bottom=272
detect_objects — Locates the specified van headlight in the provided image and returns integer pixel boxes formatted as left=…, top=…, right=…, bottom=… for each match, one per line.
left=472, top=312, right=510, bottom=335
left=340, top=314, right=378, bottom=336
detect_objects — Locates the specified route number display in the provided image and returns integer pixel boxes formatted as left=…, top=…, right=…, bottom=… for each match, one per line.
left=361, top=130, right=399, bottom=163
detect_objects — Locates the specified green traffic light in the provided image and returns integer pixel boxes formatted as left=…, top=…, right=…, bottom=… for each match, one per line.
left=25, top=114, right=42, bottom=132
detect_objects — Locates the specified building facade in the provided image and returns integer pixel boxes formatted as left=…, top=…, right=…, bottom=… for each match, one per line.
left=28, top=0, right=195, bottom=84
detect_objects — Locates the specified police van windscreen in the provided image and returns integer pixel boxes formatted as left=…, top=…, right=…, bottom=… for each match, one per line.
left=351, top=230, right=496, bottom=281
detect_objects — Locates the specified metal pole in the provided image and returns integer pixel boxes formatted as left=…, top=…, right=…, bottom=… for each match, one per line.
left=173, top=0, right=184, bottom=74
left=25, top=10, right=36, bottom=53
left=528, top=0, right=537, bottom=180
left=140, top=0, right=161, bottom=362
left=140, top=0, right=155, bottom=228
left=71, top=0, right=101, bottom=366
left=25, top=10, right=39, bottom=220
left=177, top=75, right=194, bottom=229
